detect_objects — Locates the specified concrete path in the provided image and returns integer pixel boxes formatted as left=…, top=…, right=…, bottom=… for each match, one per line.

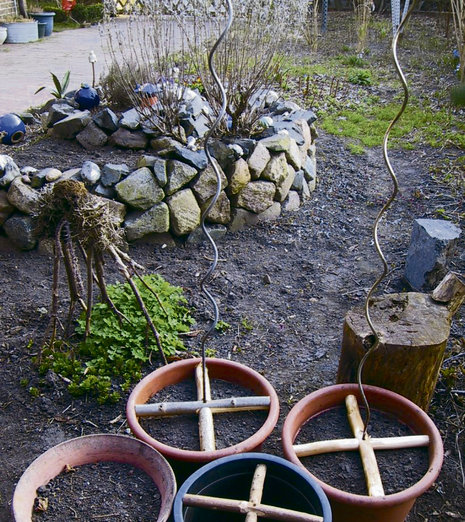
left=0, top=24, right=107, bottom=115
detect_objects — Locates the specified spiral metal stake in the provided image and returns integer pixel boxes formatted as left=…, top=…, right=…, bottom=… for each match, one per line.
left=199, top=0, right=233, bottom=403
left=357, top=0, right=417, bottom=439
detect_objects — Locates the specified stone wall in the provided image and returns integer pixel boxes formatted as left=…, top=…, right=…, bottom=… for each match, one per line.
left=0, top=0, right=17, bottom=19
left=0, top=94, right=318, bottom=250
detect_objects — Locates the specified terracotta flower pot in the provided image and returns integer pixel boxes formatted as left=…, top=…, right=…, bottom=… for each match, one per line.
left=173, top=453, right=332, bottom=521
left=12, top=434, right=176, bottom=522
left=282, top=384, right=443, bottom=522
left=127, top=358, right=280, bottom=463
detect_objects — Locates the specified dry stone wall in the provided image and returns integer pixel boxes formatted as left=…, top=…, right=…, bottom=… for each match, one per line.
left=0, top=94, right=318, bottom=250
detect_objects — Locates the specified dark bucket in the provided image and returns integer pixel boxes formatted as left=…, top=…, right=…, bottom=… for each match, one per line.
left=37, top=22, right=47, bottom=38
left=173, top=453, right=332, bottom=521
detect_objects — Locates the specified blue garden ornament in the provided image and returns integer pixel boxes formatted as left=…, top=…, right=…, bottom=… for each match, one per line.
left=0, top=113, right=26, bottom=145
left=74, top=83, right=100, bottom=110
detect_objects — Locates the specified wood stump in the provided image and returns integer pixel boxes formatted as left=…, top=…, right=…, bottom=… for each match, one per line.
left=337, top=274, right=464, bottom=411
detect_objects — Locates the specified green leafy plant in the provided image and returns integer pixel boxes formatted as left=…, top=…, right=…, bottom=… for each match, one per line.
left=215, top=320, right=231, bottom=333
left=35, top=70, right=71, bottom=99
left=38, top=274, right=194, bottom=403
left=348, top=69, right=372, bottom=85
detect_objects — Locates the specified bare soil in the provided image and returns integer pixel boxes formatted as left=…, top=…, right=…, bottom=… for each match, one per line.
left=1, top=12, right=464, bottom=522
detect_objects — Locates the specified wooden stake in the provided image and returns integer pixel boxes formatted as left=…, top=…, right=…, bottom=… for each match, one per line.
left=293, top=434, right=430, bottom=457
left=195, top=363, right=216, bottom=452
left=345, top=394, right=385, bottom=497
left=431, top=272, right=465, bottom=315
left=245, top=464, right=267, bottom=522
left=182, top=493, right=324, bottom=522
left=134, top=396, right=271, bottom=417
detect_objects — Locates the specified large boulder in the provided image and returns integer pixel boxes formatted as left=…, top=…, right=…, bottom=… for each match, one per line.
left=166, top=160, right=198, bottom=196
left=167, top=188, right=201, bottom=236
left=7, top=178, right=39, bottom=214
left=191, top=160, right=227, bottom=205
left=115, top=167, right=164, bottom=210
left=124, top=202, right=170, bottom=241
left=236, top=181, right=276, bottom=214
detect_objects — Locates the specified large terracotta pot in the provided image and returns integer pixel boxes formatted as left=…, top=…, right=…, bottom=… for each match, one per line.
left=12, top=434, right=176, bottom=522
left=127, top=358, right=280, bottom=463
left=173, top=453, right=332, bottom=521
left=282, top=384, right=443, bottom=522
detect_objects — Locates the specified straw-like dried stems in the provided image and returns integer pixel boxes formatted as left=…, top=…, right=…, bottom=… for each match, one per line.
left=451, top=0, right=465, bottom=82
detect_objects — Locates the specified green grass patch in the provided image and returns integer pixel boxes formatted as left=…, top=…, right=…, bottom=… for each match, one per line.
left=321, top=100, right=465, bottom=149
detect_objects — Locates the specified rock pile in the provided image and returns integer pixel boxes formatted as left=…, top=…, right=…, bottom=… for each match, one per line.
left=0, top=93, right=318, bottom=250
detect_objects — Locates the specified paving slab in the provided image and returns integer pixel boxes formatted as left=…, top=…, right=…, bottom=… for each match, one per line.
left=0, top=24, right=108, bottom=115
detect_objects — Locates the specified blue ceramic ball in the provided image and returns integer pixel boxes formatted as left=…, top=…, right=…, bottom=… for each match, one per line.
left=0, top=113, right=26, bottom=145
left=74, top=83, right=100, bottom=110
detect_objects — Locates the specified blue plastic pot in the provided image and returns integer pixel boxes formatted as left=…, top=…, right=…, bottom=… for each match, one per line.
left=173, top=453, right=332, bottom=521
left=30, top=12, right=55, bottom=37
left=0, top=113, right=26, bottom=145
left=75, top=83, right=100, bottom=110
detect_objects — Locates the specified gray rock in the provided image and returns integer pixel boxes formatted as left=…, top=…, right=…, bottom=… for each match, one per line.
left=208, top=140, right=236, bottom=171
left=282, top=191, right=301, bottom=212
left=60, top=168, right=81, bottom=182
left=310, top=123, right=319, bottom=142
left=271, top=121, right=305, bottom=146
left=166, top=160, right=198, bottom=196
left=290, top=109, right=317, bottom=126
left=0, top=154, right=14, bottom=171
left=405, top=219, right=462, bottom=290
left=187, top=224, right=227, bottom=245
left=201, top=191, right=231, bottom=225
left=248, top=142, right=271, bottom=180
left=150, top=137, right=181, bottom=155
left=291, top=170, right=305, bottom=192
left=115, top=167, right=164, bottom=210
left=236, top=181, right=276, bottom=214
left=137, top=155, right=158, bottom=169
left=181, top=113, right=210, bottom=139
left=45, top=103, right=75, bottom=127
left=80, top=161, right=101, bottom=185
left=307, top=173, right=317, bottom=193
left=94, top=184, right=115, bottom=199
left=269, top=100, right=302, bottom=115
left=301, top=178, right=312, bottom=200
left=294, top=119, right=312, bottom=154
left=30, top=170, right=48, bottom=189
left=44, top=168, right=63, bottom=182
left=76, top=121, right=108, bottom=149
left=302, top=155, right=316, bottom=182
left=275, top=164, right=296, bottom=202
left=227, top=158, right=250, bottom=196
left=0, top=161, right=21, bottom=188
left=101, top=198, right=126, bottom=225
left=167, top=188, right=201, bottom=236
left=261, top=152, right=288, bottom=184
left=101, top=163, right=129, bottom=187
left=17, top=112, right=35, bottom=125
left=0, top=190, right=14, bottom=224
left=265, top=90, right=279, bottom=106
left=110, top=128, right=148, bottom=150
left=229, top=208, right=259, bottom=232
left=259, top=133, right=292, bottom=154
left=3, top=214, right=37, bottom=250
left=21, top=166, right=38, bottom=176
left=52, top=111, right=92, bottom=139
left=257, top=201, right=281, bottom=222
left=119, top=108, right=140, bottom=130
left=171, top=147, right=208, bottom=170
left=152, top=158, right=168, bottom=187
left=93, top=108, right=119, bottom=133
left=124, top=202, right=170, bottom=241
left=191, top=160, right=227, bottom=205
left=286, top=138, right=302, bottom=170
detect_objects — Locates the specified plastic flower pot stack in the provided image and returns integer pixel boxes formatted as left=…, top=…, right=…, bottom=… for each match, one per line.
left=281, top=5, right=444, bottom=521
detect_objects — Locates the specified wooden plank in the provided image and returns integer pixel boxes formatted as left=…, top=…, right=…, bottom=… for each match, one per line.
left=195, top=364, right=216, bottom=452
left=135, top=396, right=271, bottom=417
left=345, top=394, right=385, bottom=497
left=293, top=434, right=430, bottom=457
left=182, top=493, right=324, bottom=521
left=245, top=464, right=267, bottom=522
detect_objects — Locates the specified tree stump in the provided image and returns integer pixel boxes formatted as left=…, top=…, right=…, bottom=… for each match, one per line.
left=337, top=274, right=465, bottom=411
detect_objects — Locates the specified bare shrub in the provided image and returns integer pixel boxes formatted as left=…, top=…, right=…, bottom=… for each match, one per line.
left=304, top=0, right=320, bottom=53
left=181, top=0, right=306, bottom=136
left=353, top=0, right=372, bottom=53
left=451, top=0, right=465, bottom=82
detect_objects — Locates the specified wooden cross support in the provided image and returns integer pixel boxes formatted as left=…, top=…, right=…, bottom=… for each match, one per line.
left=292, top=394, right=430, bottom=497
left=182, top=463, right=324, bottom=522
left=134, top=363, right=271, bottom=452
